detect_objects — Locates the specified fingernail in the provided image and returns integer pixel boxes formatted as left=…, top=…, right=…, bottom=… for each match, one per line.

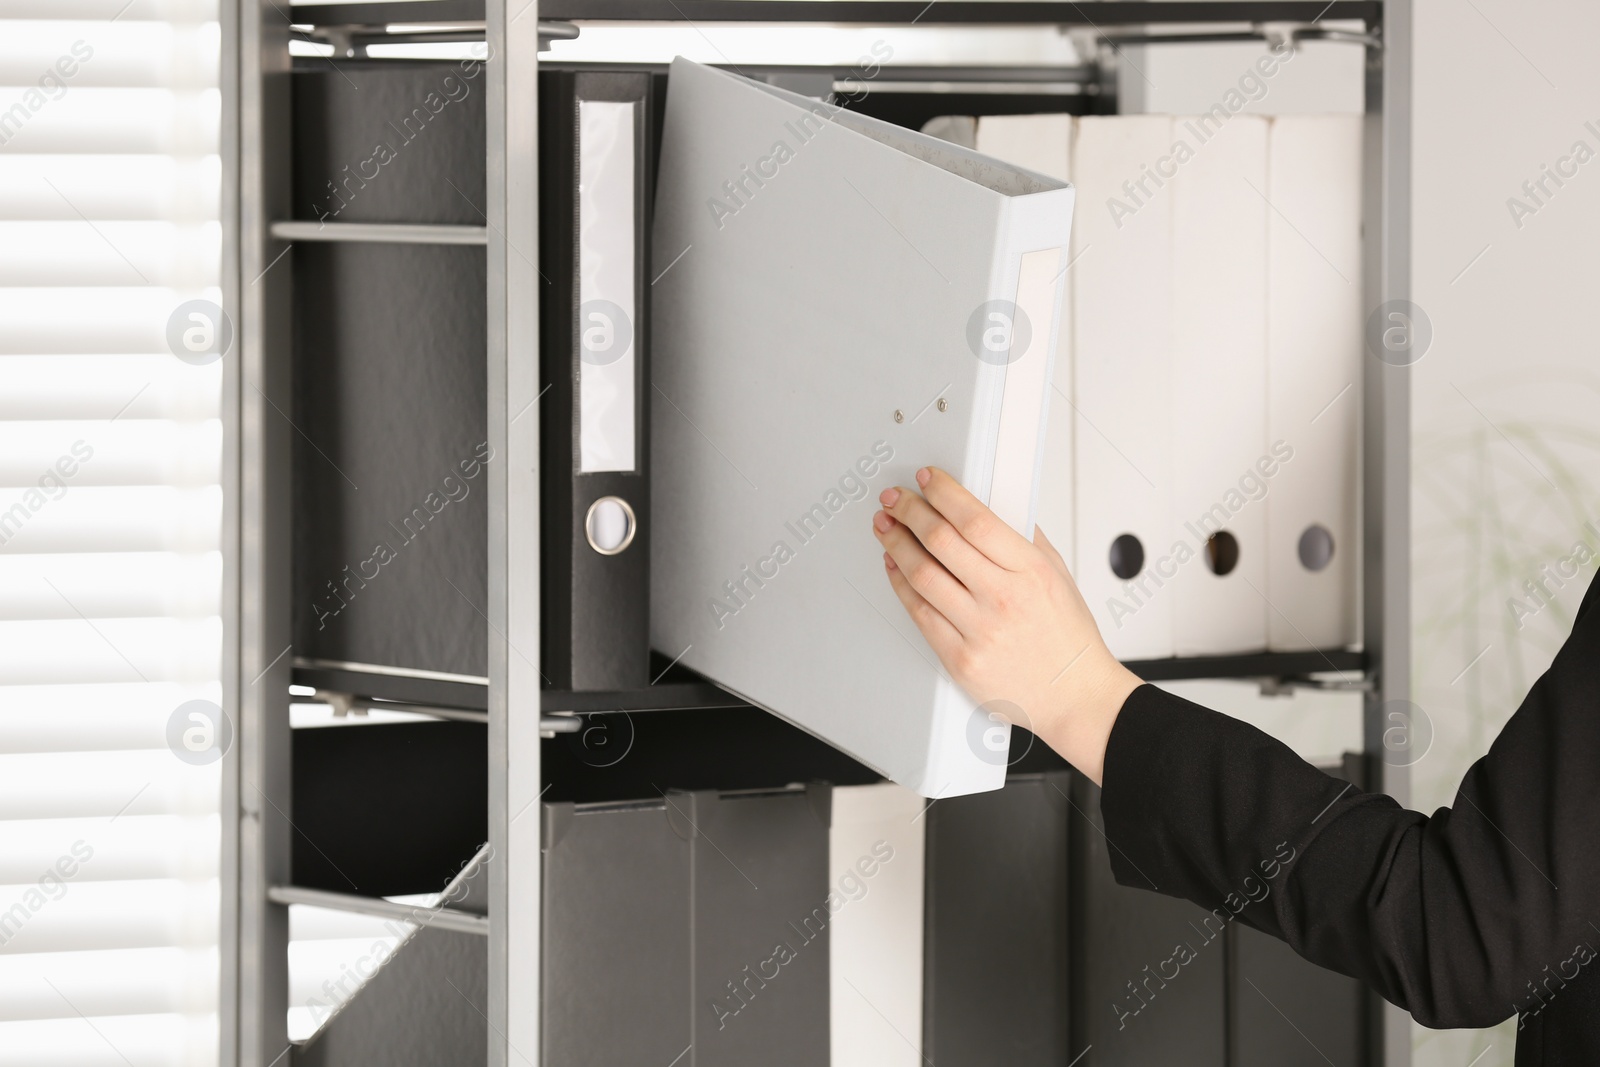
left=873, top=511, right=893, bottom=533
left=879, top=487, right=900, bottom=506
left=883, top=552, right=897, bottom=571
left=916, top=467, right=931, bottom=487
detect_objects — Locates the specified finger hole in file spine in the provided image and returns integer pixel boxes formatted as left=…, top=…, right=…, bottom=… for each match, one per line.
left=585, top=496, right=637, bottom=555
left=1109, top=533, right=1145, bottom=581
left=1204, top=531, right=1240, bottom=576
left=1298, top=524, right=1335, bottom=572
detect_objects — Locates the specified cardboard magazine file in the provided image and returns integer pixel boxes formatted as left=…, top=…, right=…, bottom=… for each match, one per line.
left=650, top=58, right=1076, bottom=798
left=1264, top=115, right=1363, bottom=652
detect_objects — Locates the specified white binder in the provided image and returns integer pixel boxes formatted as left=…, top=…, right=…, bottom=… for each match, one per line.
left=1071, top=115, right=1175, bottom=660
left=975, top=114, right=1076, bottom=564
left=1264, top=115, right=1362, bottom=651
left=650, top=58, right=1075, bottom=798
left=974, top=113, right=1072, bottom=181
left=829, top=783, right=926, bottom=1067
left=1169, top=114, right=1269, bottom=655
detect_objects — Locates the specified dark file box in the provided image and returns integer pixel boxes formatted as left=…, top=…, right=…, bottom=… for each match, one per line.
left=923, top=770, right=1073, bottom=1066
left=541, top=798, right=692, bottom=1066
left=1229, top=756, right=1368, bottom=1067
left=1231, top=922, right=1367, bottom=1067
left=689, top=786, right=832, bottom=1067
left=541, top=784, right=831, bottom=1067
left=291, top=241, right=489, bottom=683
left=292, top=720, right=486, bottom=897
left=291, top=61, right=488, bottom=226
left=1071, top=774, right=1227, bottom=1067
left=289, top=62, right=491, bottom=691
left=293, top=926, right=487, bottom=1067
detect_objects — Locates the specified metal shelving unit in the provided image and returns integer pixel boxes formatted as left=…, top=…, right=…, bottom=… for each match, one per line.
left=220, top=1, right=1412, bottom=1064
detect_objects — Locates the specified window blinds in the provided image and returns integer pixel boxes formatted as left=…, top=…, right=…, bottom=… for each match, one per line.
left=0, top=3, right=222, bottom=1065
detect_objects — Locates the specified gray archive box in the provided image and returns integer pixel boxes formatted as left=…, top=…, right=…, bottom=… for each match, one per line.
left=1231, top=923, right=1366, bottom=1067
left=294, top=926, right=488, bottom=1067
left=542, top=785, right=831, bottom=1067
left=542, top=798, right=691, bottom=1066
left=290, top=62, right=490, bottom=690
left=292, top=241, right=489, bottom=681
left=1072, top=776, right=1227, bottom=1067
left=1072, top=759, right=1367, bottom=1067
left=690, top=786, right=832, bottom=1067
left=924, top=770, right=1072, bottom=1066
left=291, top=62, right=487, bottom=227
left=1230, top=756, right=1368, bottom=1067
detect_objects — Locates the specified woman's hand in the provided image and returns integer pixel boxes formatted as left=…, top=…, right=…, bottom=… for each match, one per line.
left=872, top=465, right=1141, bottom=785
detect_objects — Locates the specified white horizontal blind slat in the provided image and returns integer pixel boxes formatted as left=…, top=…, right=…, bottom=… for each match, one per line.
left=0, top=420, right=222, bottom=486
left=0, top=749, right=220, bottom=820
left=0, top=288, right=221, bottom=354
left=0, top=88, right=221, bottom=155
left=0, top=684, right=214, bottom=753
left=0, top=486, right=222, bottom=554
left=0, top=947, right=218, bottom=1019
left=0, top=553, right=222, bottom=620
left=0, top=21, right=219, bottom=90
left=0, top=156, right=221, bottom=221
left=0, top=221, right=222, bottom=288
left=0, top=817, right=219, bottom=883
left=0, top=2, right=220, bottom=21
left=0, top=1012, right=215, bottom=1067
left=0, top=356, right=220, bottom=421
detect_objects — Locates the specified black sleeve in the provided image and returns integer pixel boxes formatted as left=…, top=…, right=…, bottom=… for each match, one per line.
left=1099, top=573, right=1600, bottom=1030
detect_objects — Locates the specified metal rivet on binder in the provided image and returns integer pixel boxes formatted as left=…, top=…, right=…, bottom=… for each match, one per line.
left=893, top=409, right=904, bottom=423
left=937, top=398, right=948, bottom=412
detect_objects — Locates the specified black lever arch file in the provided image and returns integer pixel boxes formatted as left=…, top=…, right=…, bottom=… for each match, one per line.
left=538, top=70, right=655, bottom=691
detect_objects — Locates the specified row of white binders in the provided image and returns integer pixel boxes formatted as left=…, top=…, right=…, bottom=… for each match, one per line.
left=940, top=111, right=1364, bottom=661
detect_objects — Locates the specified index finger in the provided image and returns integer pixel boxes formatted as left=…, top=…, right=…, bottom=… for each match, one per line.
left=917, top=466, right=1035, bottom=572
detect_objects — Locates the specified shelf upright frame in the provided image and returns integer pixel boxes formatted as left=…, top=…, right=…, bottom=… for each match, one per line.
left=222, top=2, right=297, bottom=1066
left=1363, top=2, right=1413, bottom=1064
left=485, top=3, right=547, bottom=1066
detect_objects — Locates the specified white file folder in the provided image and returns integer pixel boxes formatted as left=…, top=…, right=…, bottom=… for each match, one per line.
left=1169, top=114, right=1269, bottom=655
left=1264, top=115, right=1362, bottom=651
left=829, top=783, right=926, bottom=1067
left=975, top=113, right=1072, bottom=182
left=650, top=58, right=1075, bottom=798
left=1071, top=115, right=1175, bottom=660
left=975, top=114, right=1076, bottom=565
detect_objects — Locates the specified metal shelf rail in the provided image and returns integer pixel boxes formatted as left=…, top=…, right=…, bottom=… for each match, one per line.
left=220, top=1, right=1412, bottom=1064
